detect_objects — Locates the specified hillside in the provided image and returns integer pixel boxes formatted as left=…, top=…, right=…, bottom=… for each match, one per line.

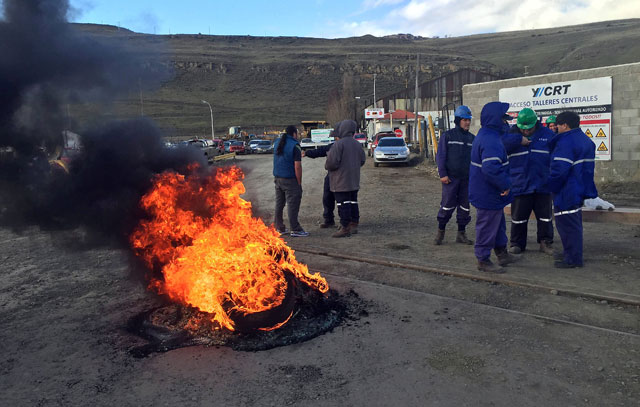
left=74, top=19, right=640, bottom=138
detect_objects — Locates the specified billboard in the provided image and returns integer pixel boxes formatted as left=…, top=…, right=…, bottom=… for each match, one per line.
left=310, top=128, right=334, bottom=143
left=365, top=108, right=385, bottom=119
left=499, top=77, right=612, bottom=161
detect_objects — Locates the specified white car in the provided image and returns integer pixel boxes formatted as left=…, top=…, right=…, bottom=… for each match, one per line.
left=373, top=137, right=411, bottom=167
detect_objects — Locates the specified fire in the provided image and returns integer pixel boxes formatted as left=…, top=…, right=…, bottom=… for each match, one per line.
left=131, top=165, right=328, bottom=332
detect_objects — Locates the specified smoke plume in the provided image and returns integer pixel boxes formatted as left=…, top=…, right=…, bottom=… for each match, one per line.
left=0, top=0, right=207, bottom=245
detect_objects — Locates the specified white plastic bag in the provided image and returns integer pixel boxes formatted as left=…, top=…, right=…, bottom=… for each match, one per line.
left=584, top=197, right=615, bottom=211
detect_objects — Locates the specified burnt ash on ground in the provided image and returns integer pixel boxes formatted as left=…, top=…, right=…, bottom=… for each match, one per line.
left=127, top=289, right=369, bottom=357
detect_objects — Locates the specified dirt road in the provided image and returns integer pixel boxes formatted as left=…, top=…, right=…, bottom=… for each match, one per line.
left=1, top=152, right=638, bottom=406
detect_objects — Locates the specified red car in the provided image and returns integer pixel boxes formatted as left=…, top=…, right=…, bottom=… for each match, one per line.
left=368, top=131, right=395, bottom=156
left=229, top=140, right=246, bottom=155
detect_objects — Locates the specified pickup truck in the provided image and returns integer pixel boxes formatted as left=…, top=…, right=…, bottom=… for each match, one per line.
left=184, top=139, right=217, bottom=162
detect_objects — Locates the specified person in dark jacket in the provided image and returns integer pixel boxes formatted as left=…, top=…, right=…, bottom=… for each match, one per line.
left=304, top=132, right=336, bottom=228
left=469, top=102, right=518, bottom=273
left=325, top=120, right=366, bottom=238
left=546, top=111, right=597, bottom=268
left=434, top=105, right=475, bottom=245
left=502, top=108, right=555, bottom=255
left=273, top=125, right=308, bottom=237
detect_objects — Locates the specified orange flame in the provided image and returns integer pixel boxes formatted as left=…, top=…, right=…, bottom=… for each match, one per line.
left=131, top=165, right=328, bottom=331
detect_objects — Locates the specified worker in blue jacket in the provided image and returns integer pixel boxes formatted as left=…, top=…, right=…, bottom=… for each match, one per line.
left=469, top=102, right=518, bottom=273
left=502, top=108, right=555, bottom=255
left=546, top=111, right=598, bottom=268
left=433, top=105, right=475, bottom=246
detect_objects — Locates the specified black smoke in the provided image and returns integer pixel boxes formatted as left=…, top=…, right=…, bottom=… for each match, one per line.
left=0, top=0, right=207, bottom=245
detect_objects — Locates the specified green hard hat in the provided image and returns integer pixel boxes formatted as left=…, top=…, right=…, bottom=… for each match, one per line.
left=516, top=108, right=538, bottom=130
left=546, top=115, right=557, bottom=124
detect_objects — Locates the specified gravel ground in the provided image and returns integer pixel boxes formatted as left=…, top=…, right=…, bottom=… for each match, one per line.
left=1, top=151, right=639, bottom=406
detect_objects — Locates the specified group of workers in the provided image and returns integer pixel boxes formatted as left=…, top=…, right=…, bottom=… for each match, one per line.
left=272, top=101, right=597, bottom=274
left=272, top=121, right=365, bottom=239
left=435, top=102, right=597, bottom=273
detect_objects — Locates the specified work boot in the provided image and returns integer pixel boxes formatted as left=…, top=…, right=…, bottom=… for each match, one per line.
left=539, top=241, right=554, bottom=256
left=455, top=230, right=473, bottom=245
left=509, top=245, right=522, bottom=254
left=348, top=222, right=359, bottom=235
left=319, top=220, right=336, bottom=229
left=477, top=259, right=505, bottom=273
left=495, top=247, right=519, bottom=266
left=332, top=225, right=351, bottom=238
left=433, top=229, right=445, bottom=245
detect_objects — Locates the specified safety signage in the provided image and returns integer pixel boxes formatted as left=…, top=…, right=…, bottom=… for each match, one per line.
left=499, top=77, right=612, bottom=161
left=310, top=128, right=334, bottom=143
left=365, top=108, right=385, bottom=119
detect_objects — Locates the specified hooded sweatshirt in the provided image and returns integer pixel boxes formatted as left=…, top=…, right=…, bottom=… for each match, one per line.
left=469, top=102, right=512, bottom=210
left=325, top=120, right=366, bottom=192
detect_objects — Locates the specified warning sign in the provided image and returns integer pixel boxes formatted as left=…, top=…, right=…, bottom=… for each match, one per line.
left=499, top=76, right=612, bottom=161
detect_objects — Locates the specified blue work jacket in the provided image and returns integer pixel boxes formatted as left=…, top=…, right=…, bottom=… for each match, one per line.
left=546, top=127, right=598, bottom=212
left=469, top=102, right=513, bottom=210
left=502, top=122, right=554, bottom=195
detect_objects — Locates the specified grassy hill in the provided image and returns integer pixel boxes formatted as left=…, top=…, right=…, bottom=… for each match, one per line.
left=74, top=19, right=640, bottom=138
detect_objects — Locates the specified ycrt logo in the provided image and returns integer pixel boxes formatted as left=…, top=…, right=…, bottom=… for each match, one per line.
left=532, top=84, right=571, bottom=97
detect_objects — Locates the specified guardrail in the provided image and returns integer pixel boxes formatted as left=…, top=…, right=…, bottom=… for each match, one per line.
left=213, top=152, right=236, bottom=161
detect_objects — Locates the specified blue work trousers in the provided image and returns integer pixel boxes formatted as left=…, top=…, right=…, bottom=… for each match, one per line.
left=334, top=190, right=359, bottom=227
left=436, top=177, right=471, bottom=229
left=555, top=208, right=584, bottom=266
left=474, top=208, right=508, bottom=261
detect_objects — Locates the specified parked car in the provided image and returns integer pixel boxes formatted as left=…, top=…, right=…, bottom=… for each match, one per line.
left=212, top=139, right=225, bottom=154
left=247, top=139, right=262, bottom=153
left=368, top=131, right=395, bottom=156
left=250, top=140, right=273, bottom=154
left=373, top=137, right=410, bottom=167
left=229, top=140, right=246, bottom=155
left=354, top=133, right=367, bottom=147
left=184, top=139, right=216, bottom=162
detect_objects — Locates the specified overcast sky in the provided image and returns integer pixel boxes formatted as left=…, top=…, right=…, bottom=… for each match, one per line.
left=64, top=0, right=640, bottom=38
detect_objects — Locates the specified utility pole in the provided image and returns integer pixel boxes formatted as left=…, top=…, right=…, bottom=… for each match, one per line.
left=414, top=54, right=421, bottom=152
left=139, top=79, right=144, bottom=116
left=373, top=73, right=377, bottom=108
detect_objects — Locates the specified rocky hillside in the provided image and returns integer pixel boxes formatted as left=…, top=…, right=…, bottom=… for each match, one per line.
left=75, top=19, right=640, bottom=138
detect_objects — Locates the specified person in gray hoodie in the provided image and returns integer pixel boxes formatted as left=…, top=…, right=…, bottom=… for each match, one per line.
left=325, top=120, right=366, bottom=237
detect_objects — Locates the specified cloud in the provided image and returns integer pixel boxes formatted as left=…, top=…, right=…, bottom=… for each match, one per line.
left=336, top=0, right=640, bottom=38
left=363, top=0, right=406, bottom=9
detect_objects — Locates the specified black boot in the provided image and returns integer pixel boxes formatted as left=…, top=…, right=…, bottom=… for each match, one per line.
left=456, top=230, right=473, bottom=245
left=477, top=259, right=505, bottom=273
left=495, top=247, right=518, bottom=266
left=434, top=229, right=445, bottom=245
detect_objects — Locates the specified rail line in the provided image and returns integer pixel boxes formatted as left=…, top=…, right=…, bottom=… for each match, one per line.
left=319, top=273, right=640, bottom=339
left=293, top=244, right=640, bottom=307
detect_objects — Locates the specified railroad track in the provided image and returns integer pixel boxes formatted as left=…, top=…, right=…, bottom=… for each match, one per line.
left=292, top=244, right=640, bottom=307
left=321, top=273, right=640, bottom=339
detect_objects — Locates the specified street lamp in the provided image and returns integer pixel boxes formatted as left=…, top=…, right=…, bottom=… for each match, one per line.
left=201, top=100, right=215, bottom=140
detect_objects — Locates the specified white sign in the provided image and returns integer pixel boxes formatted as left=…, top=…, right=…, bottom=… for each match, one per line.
left=365, top=108, right=385, bottom=119
left=310, top=128, right=334, bottom=143
left=499, top=77, right=612, bottom=160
